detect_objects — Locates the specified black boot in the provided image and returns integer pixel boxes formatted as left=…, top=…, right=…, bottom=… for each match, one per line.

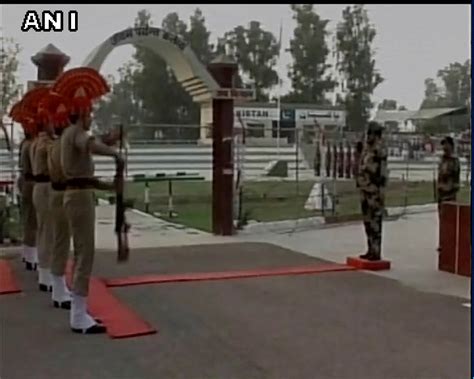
left=365, top=254, right=381, bottom=261
left=25, top=262, right=37, bottom=271
left=39, top=284, right=52, bottom=292
left=53, top=300, right=71, bottom=310
left=71, top=323, right=107, bottom=335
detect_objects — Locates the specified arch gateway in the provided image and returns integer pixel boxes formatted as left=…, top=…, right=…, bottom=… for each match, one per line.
left=79, top=26, right=254, bottom=235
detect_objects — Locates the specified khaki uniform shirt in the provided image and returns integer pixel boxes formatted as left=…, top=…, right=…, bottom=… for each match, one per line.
left=31, top=132, right=53, bottom=177
left=60, top=124, right=95, bottom=179
left=47, top=137, right=67, bottom=184
left=20, top=139, right=34, bottom=180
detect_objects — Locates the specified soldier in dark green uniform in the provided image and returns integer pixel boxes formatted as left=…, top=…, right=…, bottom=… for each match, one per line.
left=436, top=136, right=460, bottom=251
left=356, top=122, right=388, bottom=261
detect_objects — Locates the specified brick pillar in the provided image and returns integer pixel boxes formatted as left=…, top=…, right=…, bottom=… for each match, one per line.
left=31, top=43, right=70, bottom=82
left=208, top=55, right=237, bottom=236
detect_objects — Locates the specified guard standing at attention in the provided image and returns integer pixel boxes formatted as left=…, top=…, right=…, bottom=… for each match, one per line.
left=20, top=87, right=54, bottom=288
left=54, top=67, right=122, bottom=334
left=40, top=92, right=74, bottom=308
left=30, top=89, right=56, bottom=292
left=436, top=136, right=460, bottom=251
left=9, top=101, right=39, bottom=271
left=356, top=122, right=388, bottom=261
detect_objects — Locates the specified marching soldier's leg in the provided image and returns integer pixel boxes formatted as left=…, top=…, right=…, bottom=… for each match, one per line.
left=65, top=189, right=104, bottom=334
left=22, top=185, right=38, bottom=271
left=50, top=190, right=72, bottom=309
left=33, top=183, right=53, bottom=291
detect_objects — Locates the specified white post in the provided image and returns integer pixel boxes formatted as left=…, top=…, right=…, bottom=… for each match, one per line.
left=277, top=85, right=281, bottom=156
left=276, top=20, right=283, bottom=157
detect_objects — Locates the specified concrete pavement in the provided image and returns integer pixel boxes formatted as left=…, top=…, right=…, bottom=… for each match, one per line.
left=1, top=243, right=469, bottom=379
left=0, top=204, right=470, bottom=379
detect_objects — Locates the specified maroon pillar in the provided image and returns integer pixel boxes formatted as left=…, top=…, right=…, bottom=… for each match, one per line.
left=208, top=55, right=238, bottom=236
left=31, top=43, right=70, bottom=82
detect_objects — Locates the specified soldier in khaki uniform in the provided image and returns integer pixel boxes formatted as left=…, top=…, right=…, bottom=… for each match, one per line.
left=31, top=117, right=56, bottom=291
left=436, top=136, right=460, bottom=251
left=58, top=79, right=120, bottom=334
left=18, top=117, right=39, bottom=270
left=38, top=94, right=74, bottom=308
left=356, top=122, right=388, bottom=261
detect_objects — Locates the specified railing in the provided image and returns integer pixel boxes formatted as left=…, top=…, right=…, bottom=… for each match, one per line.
left=0, top=125, right=471, bottom=236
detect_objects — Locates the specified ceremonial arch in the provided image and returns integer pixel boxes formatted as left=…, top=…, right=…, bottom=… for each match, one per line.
left=83, top=26, right=254, bottom=236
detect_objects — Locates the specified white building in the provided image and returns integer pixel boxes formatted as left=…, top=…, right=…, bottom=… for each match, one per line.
left=373, top=110, right=417, bottom=133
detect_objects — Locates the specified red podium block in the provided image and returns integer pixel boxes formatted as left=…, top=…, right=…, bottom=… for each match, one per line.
left=346, top=256, right=391, bottom=271
left=439, top=202, right=471, bottom=277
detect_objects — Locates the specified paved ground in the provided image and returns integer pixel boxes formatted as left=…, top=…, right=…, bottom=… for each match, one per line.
left=0, top=243, right=470, bottom=379
left=1, top=205, right=470, bottom=378
left=239, top=211, right=470, bottom=300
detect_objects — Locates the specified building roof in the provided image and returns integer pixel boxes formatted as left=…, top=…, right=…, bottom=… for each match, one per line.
left=411, top=106, right=468, bottom=120
left=374, top=110, right=417, bottom=123
left=233, top=101, right=344, bottom=111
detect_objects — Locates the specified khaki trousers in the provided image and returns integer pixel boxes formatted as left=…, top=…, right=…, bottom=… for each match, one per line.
left=50, top=190, right=71, bottom=276
left=21, top=182, right=37, bottom=247
left=32, top=183, right=53, bottom=269
left=64, top=189, right=95, bottom=296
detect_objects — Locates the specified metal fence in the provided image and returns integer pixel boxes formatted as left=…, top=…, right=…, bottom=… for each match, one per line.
left=0, top=123, right=471, bottom=237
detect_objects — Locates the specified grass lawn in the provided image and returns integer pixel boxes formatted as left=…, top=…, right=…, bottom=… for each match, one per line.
left=107, top=179, right=470, bottom=232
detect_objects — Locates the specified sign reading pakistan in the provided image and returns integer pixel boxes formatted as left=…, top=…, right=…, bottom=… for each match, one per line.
left=109, top=27, right=187, bottom=50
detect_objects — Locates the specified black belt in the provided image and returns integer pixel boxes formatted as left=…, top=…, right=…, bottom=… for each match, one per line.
left=25, top=173, right=34, bottom=181
left=65, top=177, right=98, bottom=189
left=34, top=174, right=50, bottom=183
left=51, top=182, right=67, bottom=191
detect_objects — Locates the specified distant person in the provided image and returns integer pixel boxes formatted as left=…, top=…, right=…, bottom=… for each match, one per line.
left=436, top=136, right=460, bottom=252
left=356, top=122, right=388, bottom=261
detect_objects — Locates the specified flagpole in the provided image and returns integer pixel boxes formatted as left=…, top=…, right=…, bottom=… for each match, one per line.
left=276, top=20, right=283, bottom=157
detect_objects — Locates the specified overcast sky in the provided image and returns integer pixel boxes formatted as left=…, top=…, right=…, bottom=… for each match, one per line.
left=1, top=4, right=471, bottom=110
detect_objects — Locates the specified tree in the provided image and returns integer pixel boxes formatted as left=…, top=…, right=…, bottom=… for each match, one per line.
left=94, top=62, right=143, bottom=131
left=225, top=21, right=279, bottom=101
left=188, top=8, right=214, bottom=64
left=0, top=36, right=21, bottom=117
left=286, top=4, right=335, bottom=103
left=378, top=99, right=397, bottom=110
left=420, top=78, right=443, bottom=109
left=420, top=60, right=470, bottom=109
left=335, top=5, right=383, bottom=131
left=437, top=60, right=471, bottom=107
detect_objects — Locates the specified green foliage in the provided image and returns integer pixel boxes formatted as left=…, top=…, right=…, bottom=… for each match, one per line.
left=94, top=8, right=215, bottom=140
left=286, top=4, right=335, bottom=104
left=335, top=5, right=383, bottom=131
left=378, top=99, right=397, bottom=110
left=94, top=63, right=143, bottom=130
left=420, top=60, right=471, bottom=109
left=225, top=21, right=279, bottom=101
left=0, top=37, right=21, bottom=116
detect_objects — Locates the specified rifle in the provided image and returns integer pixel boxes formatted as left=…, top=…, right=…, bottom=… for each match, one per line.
left=115, top=123, right=130, bottom=262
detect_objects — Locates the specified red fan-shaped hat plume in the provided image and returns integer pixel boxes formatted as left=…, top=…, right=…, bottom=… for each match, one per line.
left=8, top=101, right=23, bottom=123
left=20, top=115, right=38, bottom=136
left=52, top=67, right=110, bottom=115
left=37, top=91, right=71, bottom=128
left=19, top=87, right=50, bottom=122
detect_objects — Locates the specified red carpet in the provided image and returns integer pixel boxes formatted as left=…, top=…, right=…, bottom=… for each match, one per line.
left=105, top=263, right=356, bottom=288
left=0, top=260, right=21, bottom=295
left=87, top=277, right=157, bottom=339
left=66, top=262, right=156, bottom=339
